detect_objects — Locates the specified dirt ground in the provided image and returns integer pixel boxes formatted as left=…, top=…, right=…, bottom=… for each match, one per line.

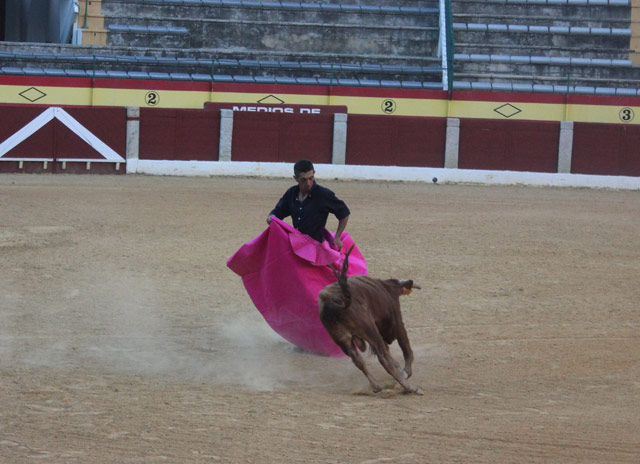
left=0, top=173, right=639, bottom=463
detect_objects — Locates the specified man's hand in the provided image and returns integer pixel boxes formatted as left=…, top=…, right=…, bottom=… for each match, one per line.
left=333, top=235, right=343, bottom=251
left=333, top=215, right=349, bottom=251
left=266, top=214, right=274, bottom=225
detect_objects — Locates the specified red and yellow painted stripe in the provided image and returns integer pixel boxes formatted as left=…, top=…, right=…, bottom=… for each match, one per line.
left=1, top=75, right=639, bottom=125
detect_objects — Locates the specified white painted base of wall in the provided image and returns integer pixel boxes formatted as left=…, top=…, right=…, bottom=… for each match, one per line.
left=126, top=160, right=640, bottom=190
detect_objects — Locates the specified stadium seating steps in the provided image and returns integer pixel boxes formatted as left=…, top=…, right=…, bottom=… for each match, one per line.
left=0, top=0, right=638, bottom=95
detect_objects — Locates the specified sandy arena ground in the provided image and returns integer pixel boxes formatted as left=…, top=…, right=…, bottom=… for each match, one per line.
left=0, top=173, right=639, bottom=463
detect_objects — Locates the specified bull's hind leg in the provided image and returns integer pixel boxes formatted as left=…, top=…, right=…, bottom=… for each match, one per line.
left=333, top=336, right=384, bottom=393
left=323, top=319, right=384, bottom=392
left=347, top=341, right=384, bottom=393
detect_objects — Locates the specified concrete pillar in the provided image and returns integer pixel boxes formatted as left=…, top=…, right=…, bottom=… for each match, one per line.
left=444, top=117, right=460, bottom=169
left=558, top=121, right=574, bottom=174
left=218, top=109, right=234, bottom=161
left=332, top=113, right=348, bottom=165
left=126, top=106, right=140, bottom=161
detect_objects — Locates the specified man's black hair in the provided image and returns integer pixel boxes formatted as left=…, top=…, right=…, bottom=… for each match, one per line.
left=294, top=159, right=314, bottom=176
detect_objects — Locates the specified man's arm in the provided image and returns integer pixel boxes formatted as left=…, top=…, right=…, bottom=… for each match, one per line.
left=267, top=190, right=291, bottom=225
left=332, top=215, right=349, bottom=251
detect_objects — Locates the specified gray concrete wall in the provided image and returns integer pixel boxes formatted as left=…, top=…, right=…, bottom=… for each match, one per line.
left=332, top=113, right=348, bottom=165
left=558, top=121, right=574, bottom=174
left=218, top=110, right=233, bottom=162
left=126, top=106, right=140, bottom=161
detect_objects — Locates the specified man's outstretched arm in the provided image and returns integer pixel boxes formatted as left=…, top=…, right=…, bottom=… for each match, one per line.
left=333, top=215, right=349, bottom=250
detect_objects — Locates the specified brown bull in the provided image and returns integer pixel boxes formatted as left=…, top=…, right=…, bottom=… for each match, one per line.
left=318, top=247, right=423, bottom=395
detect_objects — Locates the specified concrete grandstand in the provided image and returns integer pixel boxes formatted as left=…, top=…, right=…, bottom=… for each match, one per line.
left=1, top=0, right=639, bottom=95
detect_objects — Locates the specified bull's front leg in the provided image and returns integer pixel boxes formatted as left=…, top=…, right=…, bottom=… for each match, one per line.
left=375, top=348, right=424, bottom=395
left=396, top=326, right=414, bottom=379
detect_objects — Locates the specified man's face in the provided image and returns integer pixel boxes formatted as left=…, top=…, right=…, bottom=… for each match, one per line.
left=295, top=169, right=315, bottom=195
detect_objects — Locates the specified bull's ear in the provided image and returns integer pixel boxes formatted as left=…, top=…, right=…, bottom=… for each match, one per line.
left=399, top=280, right=418, bottom=295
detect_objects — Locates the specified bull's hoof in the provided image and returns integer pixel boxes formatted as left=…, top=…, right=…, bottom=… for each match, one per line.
left=371, top=384, right=383, bottom=394
left=402, top=386, right=424, bottom=395
left=376, top=388, right=396, bottom=398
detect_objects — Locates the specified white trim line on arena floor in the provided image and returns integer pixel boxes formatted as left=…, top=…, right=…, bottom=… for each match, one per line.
left=126, top=160, right=640, bottom=191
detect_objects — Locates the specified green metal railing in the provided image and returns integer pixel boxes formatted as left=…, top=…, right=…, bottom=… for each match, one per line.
left=443, top=0, right=455, bottom=96
left=82, top=0, right=89, bottom=28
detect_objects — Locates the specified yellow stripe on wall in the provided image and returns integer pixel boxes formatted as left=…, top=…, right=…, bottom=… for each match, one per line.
left=212, top=91, right=329, bottom=106
left=92, top=88, right=211, bottom=108
left=1, top=84, right=93, bottom=106
left=567, top=104, right=640, bottom=125
left=448, top=100, right=567, bottom=122
left=2, top=83, right=640, bottom=125
left=333, top=96, right=450, bottom=117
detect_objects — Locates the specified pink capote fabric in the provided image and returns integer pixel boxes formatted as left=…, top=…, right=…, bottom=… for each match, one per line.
left=227, top=217, right=367, bottom=357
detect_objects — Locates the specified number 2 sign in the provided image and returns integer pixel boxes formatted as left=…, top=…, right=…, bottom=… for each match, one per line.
left=381, top=99, right=396, bottom=114
left=145, top=91, right=160, bottom=106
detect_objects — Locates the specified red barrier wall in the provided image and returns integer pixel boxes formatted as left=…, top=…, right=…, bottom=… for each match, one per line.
left=346, top=115, right=446, bottom=167
left=572, top=123, right=640, bottom=177
left=458, top=119, right=559, bottom=172
left=139, top=108, right=220, bottom=161
left=231, top=112, right=334, bottom=163
left=56, top=107, right=126, bottom=158
left=0, top=105, right=126, bottom=174
left=2, top=103, right=639, bottom=179
left=0, top=106, right=53, bottom=160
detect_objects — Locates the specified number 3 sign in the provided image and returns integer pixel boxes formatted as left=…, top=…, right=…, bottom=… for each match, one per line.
left=619, top=107, right=635, bottom=123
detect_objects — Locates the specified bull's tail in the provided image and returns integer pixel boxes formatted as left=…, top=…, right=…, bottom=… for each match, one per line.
left=329, top=244, right=355, bottom=308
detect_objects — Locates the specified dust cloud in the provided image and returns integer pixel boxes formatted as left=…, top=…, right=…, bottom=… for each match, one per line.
left=0, top=273, right=356, bottom=392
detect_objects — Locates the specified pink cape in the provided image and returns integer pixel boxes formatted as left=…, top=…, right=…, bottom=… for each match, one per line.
left=226, top=217, right=367, bottom=357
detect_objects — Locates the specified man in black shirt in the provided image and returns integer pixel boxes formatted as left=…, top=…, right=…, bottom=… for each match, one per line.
left=267, top=159, right=350, bottom=250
